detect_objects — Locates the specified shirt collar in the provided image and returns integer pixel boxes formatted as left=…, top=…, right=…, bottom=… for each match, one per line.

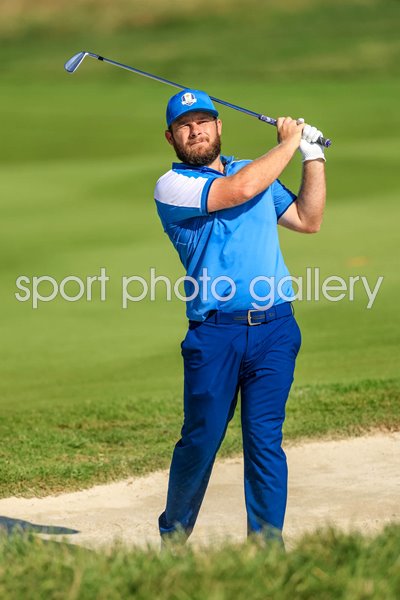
left=172, top=155, right=234, bottom=175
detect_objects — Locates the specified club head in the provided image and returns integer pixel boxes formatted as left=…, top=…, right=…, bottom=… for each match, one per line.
left=64, top=52, right=88, bottom=73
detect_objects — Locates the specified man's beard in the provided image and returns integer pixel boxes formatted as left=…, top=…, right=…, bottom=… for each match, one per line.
left=171, top=131, right=221, bottom=167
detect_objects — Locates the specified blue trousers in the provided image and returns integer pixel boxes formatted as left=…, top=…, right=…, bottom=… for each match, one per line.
left=159, top=303, right=301, bottom=541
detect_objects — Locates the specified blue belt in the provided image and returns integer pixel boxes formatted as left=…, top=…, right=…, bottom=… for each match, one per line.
left=204, top=302, right=294, bottom=326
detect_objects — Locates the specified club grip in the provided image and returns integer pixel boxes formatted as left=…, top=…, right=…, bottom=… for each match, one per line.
left=317, top=136, right=331, bottom=148
left=258, top=114, right=332, bottom=147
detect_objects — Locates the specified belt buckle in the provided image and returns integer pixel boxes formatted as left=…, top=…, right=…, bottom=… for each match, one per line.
left=247, top=309, right=262, bottom=326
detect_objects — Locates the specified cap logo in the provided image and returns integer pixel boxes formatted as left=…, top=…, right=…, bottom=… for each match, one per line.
left=181, top=92, right=197, bottom=107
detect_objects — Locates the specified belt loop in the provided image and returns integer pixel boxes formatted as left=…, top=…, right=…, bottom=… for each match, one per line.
left=212, top=309, right=219, bottom=324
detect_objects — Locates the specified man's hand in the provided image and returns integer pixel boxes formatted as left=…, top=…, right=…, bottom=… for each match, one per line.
left=297, top=119, right=326, bottom=163
left=276, top=117, right=304, bottom=149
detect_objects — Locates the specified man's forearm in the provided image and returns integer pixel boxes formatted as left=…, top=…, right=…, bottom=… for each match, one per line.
left=208, top=140, right=298, bottom=212
left=295, top=159, right=326, bottom=232
left=207, top=117, right=304, bottom=213
left=233, top=139, right=298, bottom=201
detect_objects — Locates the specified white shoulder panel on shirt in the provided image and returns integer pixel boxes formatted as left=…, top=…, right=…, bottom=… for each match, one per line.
left=154, top=170, right=207, bottom=208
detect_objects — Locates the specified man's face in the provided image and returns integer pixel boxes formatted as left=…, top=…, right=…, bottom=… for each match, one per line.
left=165, top=111, right=222, bottom=167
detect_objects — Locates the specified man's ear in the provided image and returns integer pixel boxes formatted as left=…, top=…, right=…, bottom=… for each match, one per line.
left=165, top=130, right=174, bottom=146
left=216, top=119, right=222, bottom=136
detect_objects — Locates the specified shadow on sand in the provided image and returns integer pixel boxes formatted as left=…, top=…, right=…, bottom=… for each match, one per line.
left=0, top=515, right=79, bottom=535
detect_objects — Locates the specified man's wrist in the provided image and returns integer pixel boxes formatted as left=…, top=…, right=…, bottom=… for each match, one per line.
left=303, top=157, right=326, bottom=165
left=278, top=138, right=299, bottom=156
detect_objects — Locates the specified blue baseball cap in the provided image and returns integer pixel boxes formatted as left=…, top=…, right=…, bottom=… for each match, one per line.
left=166, top=89, right=219, bottom=128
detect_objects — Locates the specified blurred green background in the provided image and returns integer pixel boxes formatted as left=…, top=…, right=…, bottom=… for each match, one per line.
left=0, top=0, right=399, bottom=494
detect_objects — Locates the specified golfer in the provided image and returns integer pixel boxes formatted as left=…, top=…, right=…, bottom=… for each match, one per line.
left=154, top=89, right=326, bottom=546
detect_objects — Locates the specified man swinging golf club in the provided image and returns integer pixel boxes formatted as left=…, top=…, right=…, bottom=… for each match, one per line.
left=155, top=88, right=326, bottom=547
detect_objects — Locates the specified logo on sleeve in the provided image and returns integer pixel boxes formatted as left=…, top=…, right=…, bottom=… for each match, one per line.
left=181, top=92, right=197, bottom=107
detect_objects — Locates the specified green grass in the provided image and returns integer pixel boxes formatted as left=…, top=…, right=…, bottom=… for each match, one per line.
left=0, top=525, right=399, bottom=599
left=0, top=378, right=398, bottom=497
left=0, top=0, right=399, bottom=494
left=0, top=2, right=399, bottom=596
left=2, top=1, right=400, bottom=82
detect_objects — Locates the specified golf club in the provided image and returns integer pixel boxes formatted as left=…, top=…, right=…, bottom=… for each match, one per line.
left=64, top=51, right=332, bottom=147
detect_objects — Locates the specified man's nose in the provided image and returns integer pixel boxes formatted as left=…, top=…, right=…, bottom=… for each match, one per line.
left=189, top=123, right=202, bottom=137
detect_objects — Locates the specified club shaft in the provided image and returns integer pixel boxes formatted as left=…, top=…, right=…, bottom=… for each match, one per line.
left=98, top=56, right=277, bottom=124
left=74, top=52, right=332, bottom=147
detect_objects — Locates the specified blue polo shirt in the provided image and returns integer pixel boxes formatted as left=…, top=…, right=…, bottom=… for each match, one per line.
left=154, top=155, right=296, bottom=321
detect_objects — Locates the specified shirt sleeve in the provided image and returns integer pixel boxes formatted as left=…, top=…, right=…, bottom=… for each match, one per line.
left=154, top=170, right=215, bottom=227
left=272, top=179, right=297, bottom=220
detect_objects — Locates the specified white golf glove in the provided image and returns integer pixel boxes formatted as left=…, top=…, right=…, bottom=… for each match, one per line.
left=297, top=118, right=326, bottom=162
